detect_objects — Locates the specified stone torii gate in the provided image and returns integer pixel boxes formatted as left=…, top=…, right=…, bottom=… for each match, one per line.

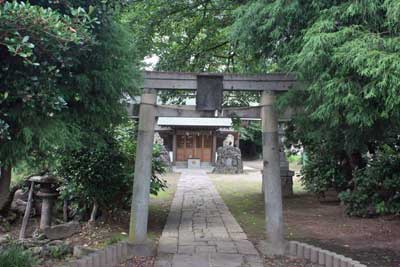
left=128, top=71, right=296, bottom=255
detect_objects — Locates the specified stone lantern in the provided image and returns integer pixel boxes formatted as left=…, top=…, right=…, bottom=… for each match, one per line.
left=29, top=175, right=59, bottom=230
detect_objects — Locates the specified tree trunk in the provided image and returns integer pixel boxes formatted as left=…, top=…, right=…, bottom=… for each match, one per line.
left=63, top=200, right=68, bottom=222
left=0, top=166, right=12, bottom=211
left=89, top=200, right=98, bottom=222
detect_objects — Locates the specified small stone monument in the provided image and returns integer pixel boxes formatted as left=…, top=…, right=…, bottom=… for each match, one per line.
left=213, top=138, right=243, bottom=174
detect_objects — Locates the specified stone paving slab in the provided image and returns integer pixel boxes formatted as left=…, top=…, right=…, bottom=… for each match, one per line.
left=155, top=169, right=263, bottom=267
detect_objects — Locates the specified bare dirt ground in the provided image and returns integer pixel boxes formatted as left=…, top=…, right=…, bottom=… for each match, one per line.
left=119, top=256, right=155, bottom=267
left=210, top=161, right=400, bottom=267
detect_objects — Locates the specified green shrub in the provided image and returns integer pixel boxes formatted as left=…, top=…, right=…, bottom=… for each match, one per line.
left=58, top=139, right=129, bottom=212
left=48, top=244, right=71, bottom=259
left=151, top=144, right=168, bottom=195
left=0, top=245, right=37, bottom=267
left=114, top=123, right=167, bottom=196
left=57, top=124, right=167, bottom=217
left=301, top=151, right=347, bottom=195
left=103, top=233, right=126, bottom=246
left=340, top=144, right=400, bottom=217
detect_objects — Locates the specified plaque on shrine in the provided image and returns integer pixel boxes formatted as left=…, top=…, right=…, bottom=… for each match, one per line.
left=196, top=75, right=223, bottom=111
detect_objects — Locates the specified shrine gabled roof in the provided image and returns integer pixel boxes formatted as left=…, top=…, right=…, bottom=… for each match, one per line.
left=157, top=117, right=232, bottom=127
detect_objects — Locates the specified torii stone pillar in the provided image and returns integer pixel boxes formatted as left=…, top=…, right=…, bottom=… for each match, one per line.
left=129, top=89, right=157, bottom=244
left=261, top=90, right=285, bottom=255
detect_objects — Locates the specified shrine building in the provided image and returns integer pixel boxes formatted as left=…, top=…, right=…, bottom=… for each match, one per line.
left=155, top=117, right=239, bottom=167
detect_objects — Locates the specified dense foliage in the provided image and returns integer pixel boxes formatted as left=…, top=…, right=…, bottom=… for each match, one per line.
left=124, top=0, right=260, bottom=105
left=2, top=0, right=399, bottom=218
left=340, top=141, right=400, bottom=216
left=114, top=123, right=167, bottom=196
left=57, top=124, right=167, bottom=219
left=58, top=139, right=128, bottom=213
left=301, top=148, right=347, bottom=195
left=0, top=0, right=141, bottom=209
left=124, top=0, right=242, bottom=72
left=0, top=244, right=37, bottom=267
left=0, top=1, right=93, bottom=167
left=232, top=119, right=262, bottom=159
left=232, top=0, right=400, bottom=216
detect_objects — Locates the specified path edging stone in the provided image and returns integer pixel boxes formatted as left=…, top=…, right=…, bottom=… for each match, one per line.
left=287, top=241, right=367, bottom=267
left=65, top=240, right=155, bottom=267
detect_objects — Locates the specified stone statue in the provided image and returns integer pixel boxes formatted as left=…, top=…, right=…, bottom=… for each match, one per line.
left=153, top=133, right=172, bottom=172
left=153, top=132, right=164, bottom=146
left=223, top=134, right=234, bottom=147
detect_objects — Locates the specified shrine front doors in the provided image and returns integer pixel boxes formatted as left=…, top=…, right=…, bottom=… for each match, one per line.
left=176, top=131, right=213, bottom=162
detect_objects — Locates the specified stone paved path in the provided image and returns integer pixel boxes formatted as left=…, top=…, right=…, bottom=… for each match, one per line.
left=155, top=169, right=263, bottom=267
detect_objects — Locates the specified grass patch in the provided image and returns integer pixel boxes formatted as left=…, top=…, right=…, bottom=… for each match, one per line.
left=102, top=233, right=128, bottom=246
left=293, top=176, right=306, bottom=194
left=0, top=245, right=38, bottom=267
left=209, top=172, right=307, bottom=241
left=148, top=172, right=180, bottom=241
left=209, top=173, right=266, bottom=240
left=210, top=171, right=399, bottom=267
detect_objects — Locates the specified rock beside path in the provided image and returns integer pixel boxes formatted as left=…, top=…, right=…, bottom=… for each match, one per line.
left=44, top=221, right=80, bottom=240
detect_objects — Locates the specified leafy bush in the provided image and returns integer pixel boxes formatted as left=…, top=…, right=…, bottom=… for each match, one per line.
left=48, top=244, right=71, bottom=259
left=0, top=1, right=94, bottom=166
left=301, top=151, right=347, bottom=195
left=57, top=139, right=128, bottom=213
left=57, top=124, right=167, bottom=218
left=340, top=144, right=400, bottom=217
left=151, top=144, right=168, bottom=195
left=0, top=245, right=37, bottom=267
left=114, top=123, right=167, bottom=196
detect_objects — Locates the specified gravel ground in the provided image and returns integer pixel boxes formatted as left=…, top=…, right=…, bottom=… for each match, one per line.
left=119, top=256, right=155, bottom=267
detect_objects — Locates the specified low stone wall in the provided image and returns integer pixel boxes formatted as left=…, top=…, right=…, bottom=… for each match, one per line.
left=66, top=241, right=130, bottom=267
left=288, top=241, right=367, bottom=267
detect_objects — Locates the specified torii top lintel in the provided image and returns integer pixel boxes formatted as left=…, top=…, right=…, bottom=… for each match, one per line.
left=143, top=71, right=297, bottom=91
